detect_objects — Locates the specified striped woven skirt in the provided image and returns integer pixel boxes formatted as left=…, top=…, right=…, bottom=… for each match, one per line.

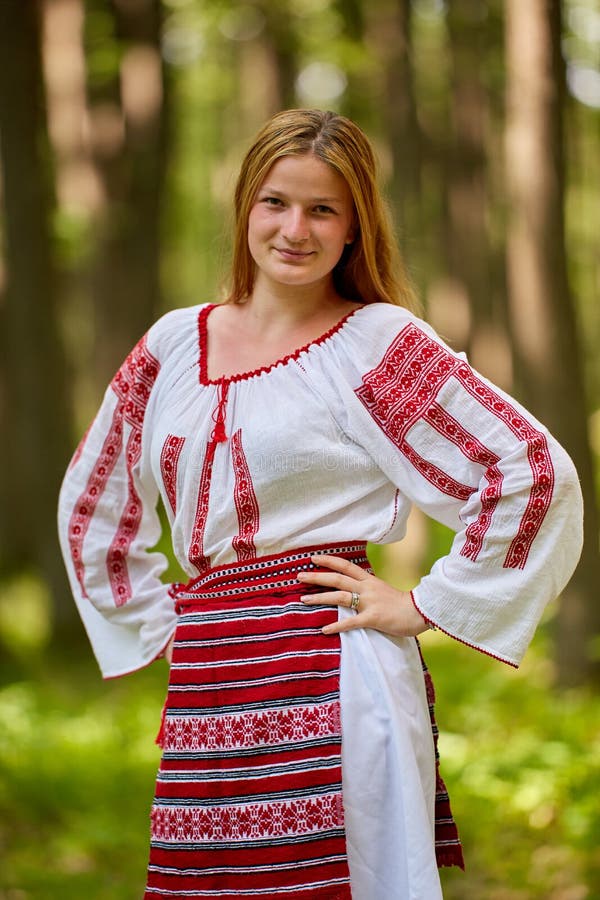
left=145, top=543, right=462, bottom=899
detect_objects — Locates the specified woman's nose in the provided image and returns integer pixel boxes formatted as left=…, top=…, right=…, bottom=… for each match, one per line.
left=281, top=207, right=309, bottom=243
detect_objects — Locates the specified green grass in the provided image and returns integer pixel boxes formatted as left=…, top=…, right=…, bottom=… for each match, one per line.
left=0, top=658, right=168, bottom=899
left=433, top=632, right=600, bottom=899
left=1, top=631, right=599, bottom=899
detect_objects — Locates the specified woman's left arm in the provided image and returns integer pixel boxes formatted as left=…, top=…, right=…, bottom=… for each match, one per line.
left=317, top=317, right=584, bottom=666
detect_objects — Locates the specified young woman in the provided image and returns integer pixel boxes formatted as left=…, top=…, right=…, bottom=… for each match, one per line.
left=58, top=109, right=583, bottom=899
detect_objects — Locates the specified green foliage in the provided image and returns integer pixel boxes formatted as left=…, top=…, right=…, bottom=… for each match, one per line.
left=433, top=634, right=600, bottom=899
left=0, top=660, right=167, bottom=899
left=1, top=636, right=598, bottom=898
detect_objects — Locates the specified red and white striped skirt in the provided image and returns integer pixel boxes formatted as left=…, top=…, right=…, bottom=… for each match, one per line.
left=145, top=543, right=462, bottom=899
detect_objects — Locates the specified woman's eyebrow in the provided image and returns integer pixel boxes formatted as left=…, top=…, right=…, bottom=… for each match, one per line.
left=259, top=185, right=342, bottom=203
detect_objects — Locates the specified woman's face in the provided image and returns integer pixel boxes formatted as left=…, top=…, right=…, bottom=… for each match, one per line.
left=247, top=153, right=355, bottom=294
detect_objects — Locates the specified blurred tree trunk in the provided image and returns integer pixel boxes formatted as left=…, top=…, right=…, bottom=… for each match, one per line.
left=366, top=0, right=422, bottom=240
left=335, top=0, right=369, bottom=125
left=84, top=0, right=170, bottom=386
left=505, top=0, right=600, bottom=684
left=262, top=1, right=299, bottom=111
left=234, top=6, right=298, bottom=137
left=0, top=0, right=77, bottom=636
left=445, top=0, right=511, bottom=387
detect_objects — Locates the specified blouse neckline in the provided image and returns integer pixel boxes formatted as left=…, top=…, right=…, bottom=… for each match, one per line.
left=197, top=302, right=365, bottom=386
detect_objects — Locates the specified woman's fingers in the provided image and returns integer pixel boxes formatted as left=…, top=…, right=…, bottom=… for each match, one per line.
left=298, top=555, right=377, bottom=615
left=298, top=570, right=357, bottom=593
left=297, top=555, right=370, bottom=594
left=308, top=554, right=371, bottom=579
left=300, top=590, right=354, bottom=608
left=322, top=615, right=366, bottom=635
left=296, top=554, right=430, bottom=639
left=300, top=589, right=368, bottom=632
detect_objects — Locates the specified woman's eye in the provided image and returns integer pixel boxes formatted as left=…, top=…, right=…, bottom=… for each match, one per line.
left=263, top=197, right=283, bottom=207
left=314, top=205, right=335, bottom=215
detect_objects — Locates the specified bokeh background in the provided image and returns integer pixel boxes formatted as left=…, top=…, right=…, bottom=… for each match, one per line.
left=0, top=0, right=599, bottom=897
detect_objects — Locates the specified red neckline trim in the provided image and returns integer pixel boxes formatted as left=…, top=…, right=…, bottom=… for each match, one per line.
left=197, top=302, right=364, bottom=386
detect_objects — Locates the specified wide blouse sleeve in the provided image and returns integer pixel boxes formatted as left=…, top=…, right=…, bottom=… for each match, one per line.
left=334, top=311, right=583, bottom=666
left=57, top=323, right=178, bottom=678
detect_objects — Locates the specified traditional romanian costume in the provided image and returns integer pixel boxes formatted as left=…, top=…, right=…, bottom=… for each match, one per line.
left=58, top=302, right=583, bottom=899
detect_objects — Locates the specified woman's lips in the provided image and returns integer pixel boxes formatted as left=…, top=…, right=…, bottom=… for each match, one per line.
left=275, top=247, right=314, bottom=260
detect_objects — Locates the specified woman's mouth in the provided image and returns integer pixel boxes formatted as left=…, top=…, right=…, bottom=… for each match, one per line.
left=275, top=248, right=314, bottom=261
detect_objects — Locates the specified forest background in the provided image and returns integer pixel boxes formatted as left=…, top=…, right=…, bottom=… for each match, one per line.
left=0, top=0, right=599, bottom=897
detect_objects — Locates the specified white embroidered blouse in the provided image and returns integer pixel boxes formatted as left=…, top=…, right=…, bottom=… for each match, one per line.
left=58, top=302, right=583, bottom=678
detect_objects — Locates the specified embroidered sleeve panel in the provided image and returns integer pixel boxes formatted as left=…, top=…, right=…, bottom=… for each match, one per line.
left=66, top=335, right=161, bottom=606
left=425, top=402, right=503, bottom=563
left=355, top=322, right=554, bottom=569
left=454, top=362, right=554, bottom=570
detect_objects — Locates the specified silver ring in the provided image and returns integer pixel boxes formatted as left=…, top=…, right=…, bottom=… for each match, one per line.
left=350, top=591, right=360, bottom=611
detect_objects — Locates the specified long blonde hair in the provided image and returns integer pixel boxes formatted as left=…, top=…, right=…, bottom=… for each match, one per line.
left=225, top=109, right=417, bottom=310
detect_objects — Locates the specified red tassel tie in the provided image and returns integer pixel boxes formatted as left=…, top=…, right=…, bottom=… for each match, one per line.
left=210, top=379, right=230, bottom=444
left=155, top=697, right=168, bottom=748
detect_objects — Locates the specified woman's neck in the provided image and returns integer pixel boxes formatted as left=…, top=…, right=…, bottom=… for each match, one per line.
left=241, top=276, right=349, bottom=335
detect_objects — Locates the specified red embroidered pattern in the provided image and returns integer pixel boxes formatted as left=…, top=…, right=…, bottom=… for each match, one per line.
left=106, top=430, right=142, bottom=606
left=151, top=793, right=343, bottom=845
left=68, top=336, right=160, bottom=602
left=188, top=441, right=217, bottom=575
left=355, top=326, right=474, bottom=501
left=163, top=702, right=341, bottom=753
left=231, top=429, right=260, bottom=562
left=356, top=324, right=554, bottom=569
left=455, top=364, right=554, bottom=568
left=68, top=406, right=124, bottom=597
left=425, top=402, right=503, bottom=562
left=160, top=434, right=185, bottom=515
left=106, top=338, right=160, bottom=606
left=401, top=444, right=474, bottom=501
